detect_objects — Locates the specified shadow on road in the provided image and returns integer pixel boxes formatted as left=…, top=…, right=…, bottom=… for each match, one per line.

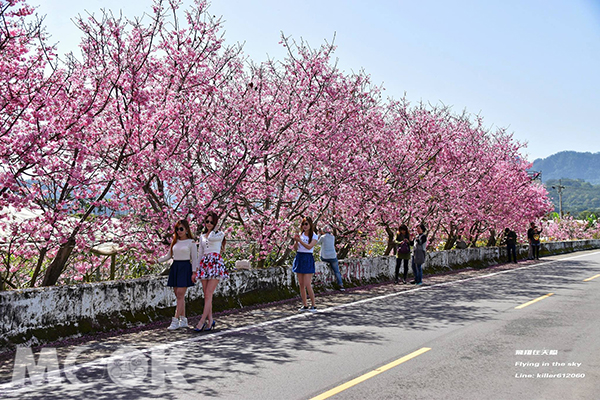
left=0, top=258, right=595, bottom=399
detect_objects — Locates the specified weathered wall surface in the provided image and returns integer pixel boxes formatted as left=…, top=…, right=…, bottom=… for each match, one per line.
left=1, top=240, right=599, bottom=348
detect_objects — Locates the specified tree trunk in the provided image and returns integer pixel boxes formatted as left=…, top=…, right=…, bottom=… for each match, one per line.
left=469, top=234, right=479, bottom=248
left=487, top=229, right=497, bottom=247
left=444, top=235, right=457, bottom=250
left=110, top=254, right=116, bottom=280
left=41, top=237, right=76, bottom=286
left=29, top=247, right=48, bottom=287
left=0, top=275, right=17, bottom=291
left=337, top=242, right=351, bottom=260
left=383, top=226, right=396, bottom=256
left=275, top=246, right=292, bottom=267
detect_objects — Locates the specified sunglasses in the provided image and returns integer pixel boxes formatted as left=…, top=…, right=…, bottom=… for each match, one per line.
left=302, top=222, right=309, bottom=226
left=205, top=220, right=214, bottom=225
left=176, top=227, right=185, bottom=232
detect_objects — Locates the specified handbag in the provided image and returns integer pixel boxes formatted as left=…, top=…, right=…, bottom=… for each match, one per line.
left=399, top=241, right=410, bottom=254
left=414, top=242, right=426, bottom=264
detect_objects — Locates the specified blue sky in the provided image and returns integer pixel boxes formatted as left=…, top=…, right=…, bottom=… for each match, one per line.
left=36, top=0, right=600, bottom=162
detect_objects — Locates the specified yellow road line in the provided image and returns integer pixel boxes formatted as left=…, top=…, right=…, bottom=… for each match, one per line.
left=310, top=347, right=432, bottom=400
left=583, top=274, right=600, bottom=282
left=515, top=293, right=554, bottom=309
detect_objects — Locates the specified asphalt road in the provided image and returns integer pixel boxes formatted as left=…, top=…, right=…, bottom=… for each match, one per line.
left=1, top=250, right=599, bottom=399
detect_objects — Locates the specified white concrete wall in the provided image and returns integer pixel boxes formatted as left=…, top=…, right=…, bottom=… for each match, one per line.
left=1, top=239, right=598, bottom=348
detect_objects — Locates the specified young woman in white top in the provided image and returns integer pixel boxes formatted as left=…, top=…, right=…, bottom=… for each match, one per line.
left=292, top=216, right=318, bottom=311
left=158, top=219, right=199, bottom=330
left=194, top=211, right=228, bottom=331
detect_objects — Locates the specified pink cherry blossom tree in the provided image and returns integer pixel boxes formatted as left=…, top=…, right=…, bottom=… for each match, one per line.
left=0, top=0, right=557, bottom=289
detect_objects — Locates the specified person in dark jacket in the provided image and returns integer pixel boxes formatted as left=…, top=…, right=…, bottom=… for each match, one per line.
left=394, top=224, right=411, bottom=284
left=503, top=227, right=518, bottom=263
left=526, top=222, right=535, bottom=260
left=530, top=224, right=543, bottom=260
left=412, top=223, right=428, bottom=285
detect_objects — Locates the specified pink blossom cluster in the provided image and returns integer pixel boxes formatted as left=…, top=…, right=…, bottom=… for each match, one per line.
left=0, top=0, right=553, bottom=288
left=541, top=216, right=600, bottom=242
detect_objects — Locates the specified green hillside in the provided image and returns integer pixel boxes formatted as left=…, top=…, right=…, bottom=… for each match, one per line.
left=545, top=178, right=600, bottom=218
left=532, top=151, right=600, bottom=185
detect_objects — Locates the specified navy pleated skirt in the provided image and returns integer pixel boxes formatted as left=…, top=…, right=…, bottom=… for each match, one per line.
left=167, top=260, right=194, bottom=287
left=292, top=252, right=315, bottom=274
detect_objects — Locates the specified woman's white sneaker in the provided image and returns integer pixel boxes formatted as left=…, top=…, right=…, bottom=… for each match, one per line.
left=167, top=317, right=180, bottom=330
left=179, top=316, right=188, bottom=328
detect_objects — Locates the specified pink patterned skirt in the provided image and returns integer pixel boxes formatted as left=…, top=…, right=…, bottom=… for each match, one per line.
left=198, top=252, right=229, bottom=280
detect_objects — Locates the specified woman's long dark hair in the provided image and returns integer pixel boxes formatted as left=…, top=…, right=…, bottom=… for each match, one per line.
left=170, top=219, right=193, bottom=254
left=203, top=211, right=227, bottom=250
left=300, top=216, right=315, bottom=242
left=397, top=224, right=409, bottom=237
left=203, top=211, right=219, bottom=234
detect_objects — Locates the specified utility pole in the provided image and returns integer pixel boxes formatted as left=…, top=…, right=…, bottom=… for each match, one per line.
left=551, top=179, right=566, bottom=218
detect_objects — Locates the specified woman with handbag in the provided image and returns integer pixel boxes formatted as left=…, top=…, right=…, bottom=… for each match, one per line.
left=394, top=224, right=411, bottom=284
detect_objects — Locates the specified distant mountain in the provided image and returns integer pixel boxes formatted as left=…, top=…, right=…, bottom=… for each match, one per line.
left=545, top=178, right=600, bottom=218
left=532, top=151, right=600, bottom=185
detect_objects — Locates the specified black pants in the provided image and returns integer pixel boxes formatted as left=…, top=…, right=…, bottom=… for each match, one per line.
left=507, top=244, right=517, bottom=263
left=395, top=258, right=409, bottom=282
left=532, top=244, right=540, bottom=259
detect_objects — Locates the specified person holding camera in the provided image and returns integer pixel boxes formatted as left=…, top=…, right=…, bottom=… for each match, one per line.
left=412, top=223, right=428, bottom=285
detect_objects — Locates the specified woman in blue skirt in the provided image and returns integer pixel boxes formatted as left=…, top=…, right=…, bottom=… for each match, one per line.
left=158, top=219, right=198, bottom=330
left=292, top=216, right=318, bottom=312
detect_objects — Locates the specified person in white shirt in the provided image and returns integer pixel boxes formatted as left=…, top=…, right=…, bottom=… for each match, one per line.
left=158, top=219, right=198, bottom=330
left=292, top=216, right=318, bottom=312
left=317, top=226, right=344, bottom=290
left=194, top=211, right=228, bottom=331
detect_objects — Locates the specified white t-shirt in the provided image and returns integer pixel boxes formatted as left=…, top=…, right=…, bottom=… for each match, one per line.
left=297, top=233, right=319, bottom=254
left=158, top=239, right=199, bottom=271
left=198, top=231, right=225, bottom=258
left=317, top=233, right=337, bottom=259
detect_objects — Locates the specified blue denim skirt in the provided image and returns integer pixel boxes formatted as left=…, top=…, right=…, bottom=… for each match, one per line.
left=293, top=252, right=315, bottom=274
left=167, top=260, right=194, bottom=287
